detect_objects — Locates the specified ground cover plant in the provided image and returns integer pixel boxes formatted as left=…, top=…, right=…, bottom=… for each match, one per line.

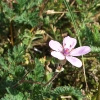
left=0, top=0, right=100, bottom=100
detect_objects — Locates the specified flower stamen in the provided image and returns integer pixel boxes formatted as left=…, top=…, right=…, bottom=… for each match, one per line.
left=63, top=48, right=70, bottom=55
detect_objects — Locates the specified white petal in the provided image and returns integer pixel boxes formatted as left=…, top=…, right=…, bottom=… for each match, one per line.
left=70, top=46, right=91, bottom=56
left=49, top=40, right=63, bottom=52
left=66, top=56, right=82, bottom=67
left=56, top=67, right=64, bottom=72
left=63, top=36, right=77, bottom=50
left=51, top=51, right=65, bottom=60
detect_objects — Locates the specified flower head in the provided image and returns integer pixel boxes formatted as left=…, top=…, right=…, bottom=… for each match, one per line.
left=49, top=36, right=91, bottom=67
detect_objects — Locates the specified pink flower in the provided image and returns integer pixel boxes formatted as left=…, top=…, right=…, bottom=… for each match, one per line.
left=49, top=36, right=91, bottom=67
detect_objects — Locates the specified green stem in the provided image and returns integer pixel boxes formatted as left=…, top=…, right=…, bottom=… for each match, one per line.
left=63, top=0, right=88, bottom=91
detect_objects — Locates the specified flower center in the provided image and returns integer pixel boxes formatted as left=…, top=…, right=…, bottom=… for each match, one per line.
left=63, top=48, right=70, bottom=56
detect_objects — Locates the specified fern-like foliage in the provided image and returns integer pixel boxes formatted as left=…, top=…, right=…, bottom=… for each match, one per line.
left=1, top=92, right=25, bottom=100
left=0, top=45, right=25, bottom=75
left=91, top=46, right=100, bottom=52
left=50, top=86, right=83, bottom=100
left=33, top=58, right=45, bottom=82
left=0, top=45, right=25, bottom=98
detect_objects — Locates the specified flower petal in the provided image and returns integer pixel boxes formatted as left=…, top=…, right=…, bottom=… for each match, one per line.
left=51, top=51, right=65, bottom=60
left=49, top=40, right=63, bottom=52
left=63, top=36, right=77, bottom=50
left=70, top=46, right=91, bottom=56
left=66, top=56, right=82, bottom=67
